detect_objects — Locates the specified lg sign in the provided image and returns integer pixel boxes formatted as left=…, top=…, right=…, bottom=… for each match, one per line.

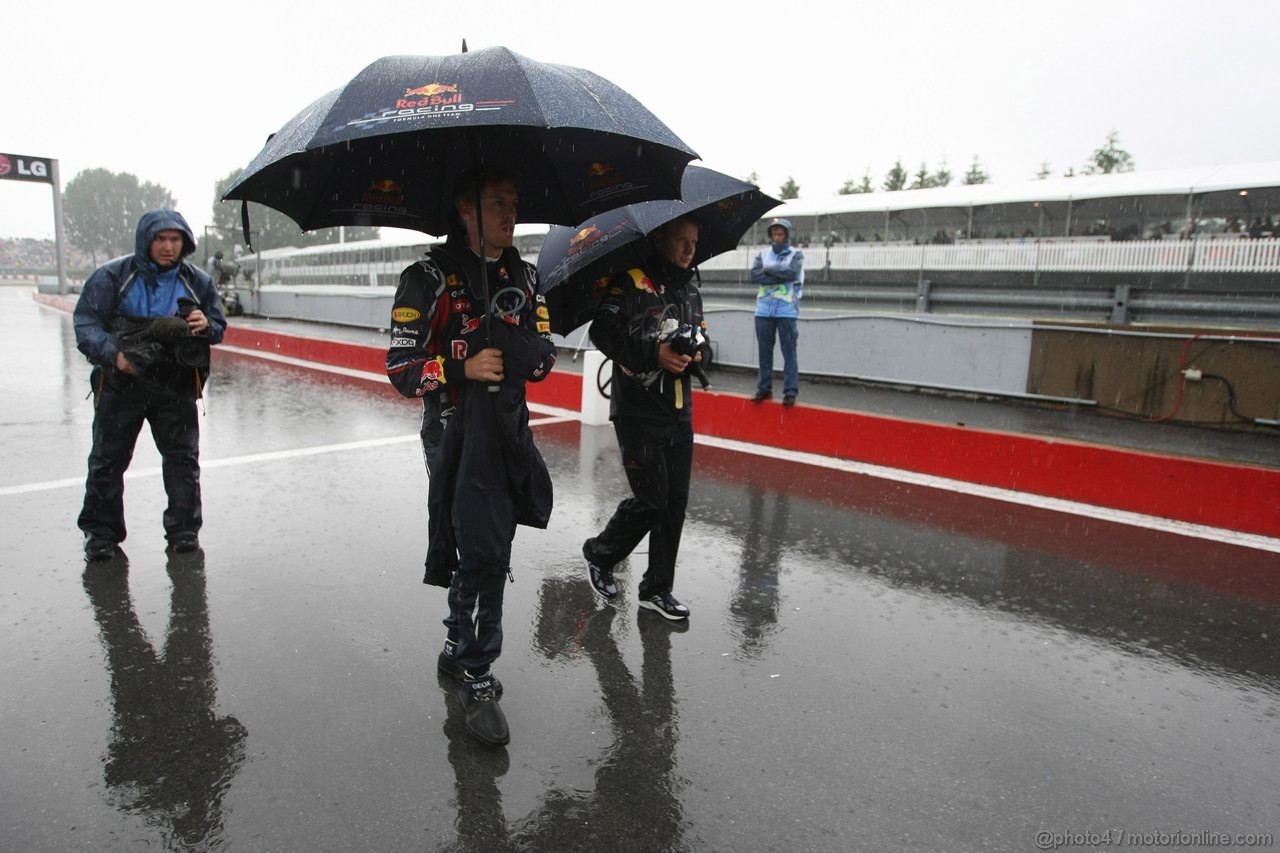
left=0, top=153, right=54, bottom=184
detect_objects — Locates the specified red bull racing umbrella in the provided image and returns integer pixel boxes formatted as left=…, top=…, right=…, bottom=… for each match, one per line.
left=536, top=166, right=780, bottom=334
left=222, top=46, right=698, bottom=239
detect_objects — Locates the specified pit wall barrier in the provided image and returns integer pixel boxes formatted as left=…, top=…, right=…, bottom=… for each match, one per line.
left=33, top=291, right=1279, bottom=539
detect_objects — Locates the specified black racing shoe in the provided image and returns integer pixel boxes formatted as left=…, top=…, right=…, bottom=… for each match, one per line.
left=751, top=390, right=772, bottom=403
left=437, top=649, right=503, bottom=698
left=638, top=592, right=690, bottom=621
left=783, top=394, right=796, bottom=408
left=168, top=532, right=199, bottom=553
left=458, top=670, right=510, bottom=747
left=583, top=541, right=617, bottom=600
left=84, top=539, right=117, bottom=562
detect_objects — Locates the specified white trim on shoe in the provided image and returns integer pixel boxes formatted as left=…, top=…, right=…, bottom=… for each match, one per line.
left=638, top=592, right=689, bottom=621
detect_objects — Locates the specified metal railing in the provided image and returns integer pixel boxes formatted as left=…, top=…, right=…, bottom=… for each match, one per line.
left=243, top=237, right=1280, bottom=284
left=695, top=278, right=1280, bottom=328
left=698, top=237, right=1280, bottom=274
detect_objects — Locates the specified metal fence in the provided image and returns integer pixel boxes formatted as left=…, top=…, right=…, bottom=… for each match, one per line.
left=699, top=237, right=1280, bottom=274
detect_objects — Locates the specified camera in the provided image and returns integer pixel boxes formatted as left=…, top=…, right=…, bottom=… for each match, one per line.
left=658, top=318, right=711, bottom=390
left=110, top=300, right=209, bottom=377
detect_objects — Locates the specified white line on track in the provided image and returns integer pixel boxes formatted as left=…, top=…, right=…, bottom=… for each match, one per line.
left=696, top=434, right=1280, bottom=554
left=1, top=416, right=575, bottom=499
left=218, top=345, right=386, bottom=382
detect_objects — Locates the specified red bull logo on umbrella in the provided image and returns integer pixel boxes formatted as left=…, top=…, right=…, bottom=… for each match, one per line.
left=404, top=83, right=458, bottom=98
left=398, top=83, right=462, bottom=108
left=585, top=161, right=642, bottom=203
left=567, top=225, right=601, bottom=256
left=346, top=81, right=516, bottom=130
left=566, top=222, right=627, bottom=260
left=363, top=178, right=406, bottom=206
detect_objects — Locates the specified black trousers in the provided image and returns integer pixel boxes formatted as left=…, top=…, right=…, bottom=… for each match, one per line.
left=79, top=374, right=202, bottom=544
left=443, top=558, right=508, bottom=675
left=588, top=418, right=693, bottom=598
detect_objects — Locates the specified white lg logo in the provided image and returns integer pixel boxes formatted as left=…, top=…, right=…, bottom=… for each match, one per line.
left=0, top=156, right=49, bottom=179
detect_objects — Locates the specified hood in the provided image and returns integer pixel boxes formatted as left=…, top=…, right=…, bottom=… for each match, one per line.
left=134, top=208, right=197, bottom=265
left=767, top=217, right=792, bottom=247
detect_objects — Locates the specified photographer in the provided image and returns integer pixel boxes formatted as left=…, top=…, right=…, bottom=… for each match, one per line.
left=208, top=251, right=243, bottom=316
left=581, top=216, right=705, bottom=621
left=74, top=209, right=227, bottom=561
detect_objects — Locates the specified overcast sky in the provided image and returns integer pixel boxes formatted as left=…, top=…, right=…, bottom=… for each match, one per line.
left=3, top=0, right=1278, bottom=244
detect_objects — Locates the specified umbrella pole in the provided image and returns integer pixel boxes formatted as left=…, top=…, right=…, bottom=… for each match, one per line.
left=474, top=184, right=491, bottom=337
left=469, top=146, right=500, bottom=394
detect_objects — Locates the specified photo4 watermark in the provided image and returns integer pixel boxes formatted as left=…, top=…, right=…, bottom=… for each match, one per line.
left=1036, top=829, right=1274, bottom=850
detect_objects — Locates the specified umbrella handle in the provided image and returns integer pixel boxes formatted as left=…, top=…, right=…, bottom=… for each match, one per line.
left=570, top=326, right=592, bottom=362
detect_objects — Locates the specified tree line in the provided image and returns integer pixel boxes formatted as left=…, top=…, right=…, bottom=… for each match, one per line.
left=60, top=168, right=376, bottom=266
left=766, top=130, right=1136, bottom=200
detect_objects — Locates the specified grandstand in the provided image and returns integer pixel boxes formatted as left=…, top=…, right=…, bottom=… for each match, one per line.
left=699, top=160, right=1280, bottom=281
left=0, top=237, right=93, bottom=280
left=761, top=160, right=1280, bottom=245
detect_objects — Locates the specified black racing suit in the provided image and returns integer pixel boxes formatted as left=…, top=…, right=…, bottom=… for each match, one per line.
left=584, top=252, right=706, bottom=599
left=386, top=239, right=556, bottom=674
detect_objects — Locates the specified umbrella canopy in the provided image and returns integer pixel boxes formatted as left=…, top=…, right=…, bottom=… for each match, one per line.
left=537, top=166, right=780, bottom=334
left=222, top=46, right=698, bottom=236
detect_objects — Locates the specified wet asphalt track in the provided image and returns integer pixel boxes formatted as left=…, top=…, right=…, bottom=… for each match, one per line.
left=2, top=289, right=1278, bottom=852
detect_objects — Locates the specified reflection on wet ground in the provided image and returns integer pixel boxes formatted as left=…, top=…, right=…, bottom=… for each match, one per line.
left=82, top=550, right=246, bottom=849
left=690, top=445, right=1280, bottom=686
left=440, top=579, right=688, bottom=853
left=2, top=294, right=1277, bottom=851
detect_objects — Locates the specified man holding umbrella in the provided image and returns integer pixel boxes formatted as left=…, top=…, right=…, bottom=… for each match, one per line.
left=581, top=216, right=706, bottom=621
left=386, top=165, right=557, bottom=746
left=386, top=167, right=525, bottom=474
left=225, top=44, right=702, bottom=744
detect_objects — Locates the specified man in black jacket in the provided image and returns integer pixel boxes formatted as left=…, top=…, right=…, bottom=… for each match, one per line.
left=74, top=209, right=226, bottom=561
left=582, top=216, right=705, bottom=621
left=386, top=166, right=556, bottom=746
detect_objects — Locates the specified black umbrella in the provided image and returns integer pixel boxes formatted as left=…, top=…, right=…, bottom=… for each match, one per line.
left=536, top=166, right=780, bottom=334
left=221, top=46, right=698, bottom=237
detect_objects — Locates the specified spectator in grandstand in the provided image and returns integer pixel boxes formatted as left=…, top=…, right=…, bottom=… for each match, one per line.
left=750, top=217, right=804, bottom=406
left=384, top=165, right=557, bottom=747
left=73, top=209, right=226, bottom=562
